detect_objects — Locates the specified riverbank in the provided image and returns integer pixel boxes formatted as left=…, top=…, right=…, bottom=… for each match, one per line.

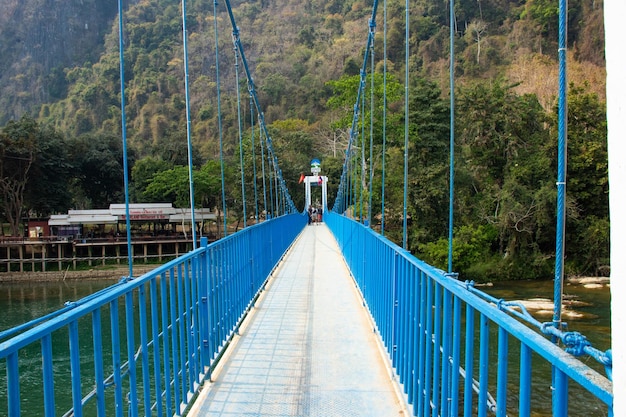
left=484, top=277, right=611, bottom=322
left=0, top=265, right=158, bottom=282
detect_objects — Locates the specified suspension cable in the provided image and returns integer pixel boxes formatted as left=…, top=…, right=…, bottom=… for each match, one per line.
left=267, top=148, right=275, bottom=219
left=181, top=0, right=197, bottom=248
left=273, top=158, right=280, bottom=214
left=381, top=0, right=387, bottom=235
left=117, top=0, right=133, bottom=278
left=360, top=84, right=366, bottom=222
left=368, top=30, right=375, bottom=227
left=232, top=37, right=247, bottom=228
left=213, top=0, right=228, bottom=237
left=333, top=1, right=380, bottom=214
left=353, top=146, right=358, bottom=217
left=448, top=0, right=456, bottom=273
left=259, top=127, right=268, bottom=219
left=250, top=95, right=259, bottom=222
left=222, top=0, right=296, bottom=213
left=402, top=0, right=409, bottom=250
left=553, top=0, right=568, bottom=337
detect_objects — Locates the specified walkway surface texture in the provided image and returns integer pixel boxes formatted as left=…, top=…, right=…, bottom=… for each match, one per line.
left=188, top=224, right=408, bottom=417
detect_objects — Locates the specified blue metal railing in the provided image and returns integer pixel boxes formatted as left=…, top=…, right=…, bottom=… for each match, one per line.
left=0, top=213, right=306, bottom=417
left=325, top=212, right=613, bottom=417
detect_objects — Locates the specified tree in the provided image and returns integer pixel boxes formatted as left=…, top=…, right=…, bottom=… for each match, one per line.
left=454, top=80, right=554, bottom=279
left=25, top=125, right=72, bottom=217
left=131, top=156, right=174, bottom=202
left=547, top=83, right=609, bottom=274
left=406, top=78, right=450, bottom=247
left=68, top=133, right=134, bottom=209
left=143, top=163, right=222, bottom=209
left=0, top=116, right=38, bottom=235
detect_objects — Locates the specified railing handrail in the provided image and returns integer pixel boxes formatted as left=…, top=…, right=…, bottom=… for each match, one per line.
left=326, top=212, right=613, bottom=415
left=0, top=213, right=307, bottom=416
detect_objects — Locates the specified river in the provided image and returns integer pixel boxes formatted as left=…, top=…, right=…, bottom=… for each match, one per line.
left=0, top=277, right=612, bottom=416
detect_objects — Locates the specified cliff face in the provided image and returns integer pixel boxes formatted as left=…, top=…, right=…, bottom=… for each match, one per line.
left=0, top=0, right=120, bottom=124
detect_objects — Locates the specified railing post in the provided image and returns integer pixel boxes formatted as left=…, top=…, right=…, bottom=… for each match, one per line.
left=200, top=237, right=210, bottom=369
left=464, top=304, right=475, bottom=417
left=478, top=314, right=490, bottom=417
left=496, top=327, right=509, bottom=417
left=7, top=353, right=20, bottom=417
left=553, top=367, right=569, bottom=417
left=391, top=251, right=399, bottom=367
left=519, top=343, right=532, bottom=417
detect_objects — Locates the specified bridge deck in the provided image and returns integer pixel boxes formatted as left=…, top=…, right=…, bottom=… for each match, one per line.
left=188, top=224, right=407, bottom=416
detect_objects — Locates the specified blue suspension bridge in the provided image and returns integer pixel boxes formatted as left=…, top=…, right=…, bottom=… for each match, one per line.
left=0, top=0, right=622, bottom=416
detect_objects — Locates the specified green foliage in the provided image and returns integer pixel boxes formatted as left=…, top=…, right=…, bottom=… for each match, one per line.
left=419, top=224, right=498, bottom=276
left=547, top=84, right=609, bottom=275
left=143, top=162, right=222, bottom=209
left=67, top=133, right=134, bottom=209
left=25, top=125, right=72, bottom=216
left=131, top=157, right=175, bottom=202
left=0, top=116, right=41, bottom=235
left=0, top=0, right=608, bottom=280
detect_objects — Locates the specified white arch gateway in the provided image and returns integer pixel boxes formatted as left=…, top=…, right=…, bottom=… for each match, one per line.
left=303, top=158, right=328, bottom=211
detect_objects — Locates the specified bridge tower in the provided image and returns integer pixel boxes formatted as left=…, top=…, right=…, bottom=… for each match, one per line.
left=303, top=158, right=328, bottom=211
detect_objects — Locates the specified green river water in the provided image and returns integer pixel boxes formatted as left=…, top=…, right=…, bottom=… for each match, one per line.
left=0, top=278, right=612, bottom=416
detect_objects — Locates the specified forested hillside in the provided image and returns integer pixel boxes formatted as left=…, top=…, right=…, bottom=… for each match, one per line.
left=0, top=0, right=608, bottom=281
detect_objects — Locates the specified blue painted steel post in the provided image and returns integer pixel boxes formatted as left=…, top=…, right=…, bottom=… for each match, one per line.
left=422, top=279, right=433, bottom=417
left=138, top=284, right=152, bottom=416
left=69, top=321, right=83, bottom=417
left=149, top=277, right=164, bottom=416
left=160, top=272, right=174, bottom=416
left=496, top=327, right=509, bottom=417
left=478, top=314, right=489, bottom=417
left=110, top=299, right=124, bottom=417
left=7, top=353, right=19, bottom=416
left=177, top=263, right=189, bottom=400
left=200, top=237, right=210, bottom=368
left=91, top=310, right=106, bottom=416
left=441, top=289, right=452, bottom=417
left=42, top=334, right=56, bottom=415
left=450, top=296, right=462, bottom=416
left=464, top=305, right=475, bottom=417
left=391, top=252, right=399, bottom=367
left=432, top=285, right=442, bottom=416
left=417, top=271, right=427, bottom=415
left=169, top=267, right=182, bottom=414
left=125, top=292, right=139, bottom=416
left=519, top=343, right=532, bottom=417
left=554, top=368, right=569, bottom=417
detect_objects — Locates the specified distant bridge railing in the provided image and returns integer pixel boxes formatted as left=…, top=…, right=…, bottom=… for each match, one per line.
left=325, top=212, right=612, bottom=417
left=0, top=213, right=307, bottom=417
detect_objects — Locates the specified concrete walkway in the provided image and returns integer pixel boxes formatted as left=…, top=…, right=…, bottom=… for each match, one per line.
left=188, top=224, right=407, bottom=417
